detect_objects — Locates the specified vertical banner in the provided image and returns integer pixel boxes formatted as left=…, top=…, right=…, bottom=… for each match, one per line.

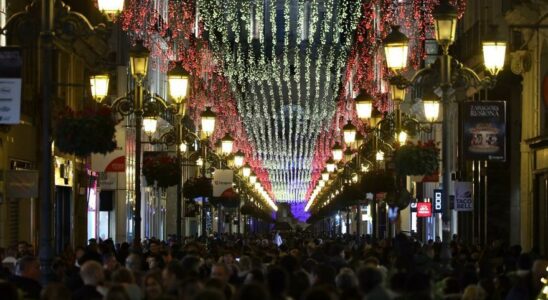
left=462, top=101, right=506, bottom=161
left=433, top=189, right=443, bottom=213
left=213, top=169, right=234, bottom=197
left=454, top=181, right=473, bottom=211
left=0, top=47, right=22, bottom=124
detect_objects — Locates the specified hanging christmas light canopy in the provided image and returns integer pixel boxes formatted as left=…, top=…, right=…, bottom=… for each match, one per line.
left=197, top=0, right=362, bottom=202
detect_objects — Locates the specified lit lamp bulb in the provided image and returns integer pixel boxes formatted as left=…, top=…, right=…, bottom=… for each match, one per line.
left=97, top=0, right=125, bottom=18
left=89, top=74, right=109, bottom=103
left=179, top=142, right=187, bottom=153
left=343, top=121, right=357, bottom=145
left=249, top=173, right=257, bottom=184
left=423, top=89, right=440, bottom=122
left=332, top=142, right=343, bottom=162
left=196, top=157, right=203, bottom=166
left=376, top=150, right=385, bottom=161
left=201, top=107, right=216, bottom=137
left=398, top=131, right=408, bottom=144
left=423, top=101, right=440, bottom=122
left=234, top=151, right=245, bottom=168
left=221, top=133, right=234, bottom=155
left=321, top=169, right=330, bottom=181
left=352, top=173, right=359, bottom=183
left=326, top=158, right=336, bottom=173
left=383, top=26, right=409, bottom=72
left=355, top=90, right=374, bottom=119
left=483, top=39, right=506, bottom=75
left=242, top=164, right=251, bottom=177
left=167, top=63, right=190, bottom=105
left=143, top=116, right=157, bottom=135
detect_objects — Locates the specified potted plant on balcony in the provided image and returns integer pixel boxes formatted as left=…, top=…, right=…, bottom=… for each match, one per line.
left=393, top=140, right=439, bottom=177
left=142, top=154, right=181, bottom=188
left=183, top=177, right=213, bottom=199
left=54, top=106, right=117, bottom=157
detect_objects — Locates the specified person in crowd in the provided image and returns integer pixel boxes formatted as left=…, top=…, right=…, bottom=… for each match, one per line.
left=273, top=231, right=283, bottom=247
left=110, top=267, right=142, bottom=300
left=72, top=260, right=104, bottom=300
left=0, top=231, right=545, bottom=300
left=142, top=270, right=163, bottom=300
left=10, top=255, right=42, bottom=299
left=162, top=260, right=185, bottom=296
left=41, top=283, right=71, bottom=300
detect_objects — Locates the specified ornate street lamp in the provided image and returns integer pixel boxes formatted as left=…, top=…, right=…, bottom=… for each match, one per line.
left=398, top=131, right=408, bottom=144
left=242, top=163, right=251, bottom=177
left=234, top=150, right=245, bottom=168
left=168, top=64, right=190, bottom=107
left=249, top=172, right=257, bottom=184
left=383, top=26, right=409, bottom=72
left=90, top=74, right=109, bottom=103
left=201, top=107, right=216, bottom=137
left=355, top=90, right=374, bottom=119
left=482, top=38, right=507, bottom=76
left=321, top=169, right=330, bottom=181
left=142, top=115, right=158, bottom=135
left=380, top=0, right=506, bottom=244
left=221, top=133, right=234, bottom=155
left=129, top=41, right=150, bottom=80
left=97, top=0, right=125, bottom=18
left=332, top=142, right=343, bottom=162
left=343, top=121, right=357, bottom=145
left=326, top=158, right=336, bottom=173
left=432, top=0, right=458, bottom=50
left=423, top=89, right=441, bottom=122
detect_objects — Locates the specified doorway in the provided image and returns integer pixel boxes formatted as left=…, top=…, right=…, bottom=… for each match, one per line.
left=54, top=186, right=72, bottom=255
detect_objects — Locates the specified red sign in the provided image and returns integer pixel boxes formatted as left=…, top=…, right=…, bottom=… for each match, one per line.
left=105, top=156, right=125, bottom=172
left=416, top=202, right=432, bottom=217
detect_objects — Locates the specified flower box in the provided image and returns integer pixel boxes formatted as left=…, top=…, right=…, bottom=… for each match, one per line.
left=393, top=140, right=439, bottom=177
left=142, top=154, right=181, bottom=188
left=54, top=106, right=117, bottom=157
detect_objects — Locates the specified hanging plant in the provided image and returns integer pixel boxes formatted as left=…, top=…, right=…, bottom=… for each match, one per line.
left=393, top=140, right=439, bottom=177
left=54, top=106, right=117, bottom=157
left=385, top=188, right=413, bottom=210
left=142, top=154, right=181, bottom=188
left=183, top=177, right=212, bottom=199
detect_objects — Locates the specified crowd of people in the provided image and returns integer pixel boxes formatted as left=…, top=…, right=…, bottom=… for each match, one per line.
left=0, top=231, right=547, bottom=300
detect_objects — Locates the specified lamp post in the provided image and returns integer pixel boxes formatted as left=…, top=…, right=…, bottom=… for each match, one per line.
left=167, top=63, right=190, bottom=241
left=90, top=45, right=191, bottom=243
left=199, top=107, right=216, bottom=236
left=26, top=0, right=127, bottom=283
left=382, top=0, right=506, bottom=243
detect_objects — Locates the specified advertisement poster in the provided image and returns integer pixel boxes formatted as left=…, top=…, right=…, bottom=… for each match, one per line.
left=0, top=47, right=22, bottom=124
left=213, top=169, right=234, bottom=197
left=462, top=101, right=506, bottom=161
left=416, top=202, right=432, bottom=217
left=454, top=181, right=473, bottom=211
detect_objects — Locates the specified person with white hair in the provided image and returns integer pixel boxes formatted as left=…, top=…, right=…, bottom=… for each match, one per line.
left=72, top=260, right=104, bottom=300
